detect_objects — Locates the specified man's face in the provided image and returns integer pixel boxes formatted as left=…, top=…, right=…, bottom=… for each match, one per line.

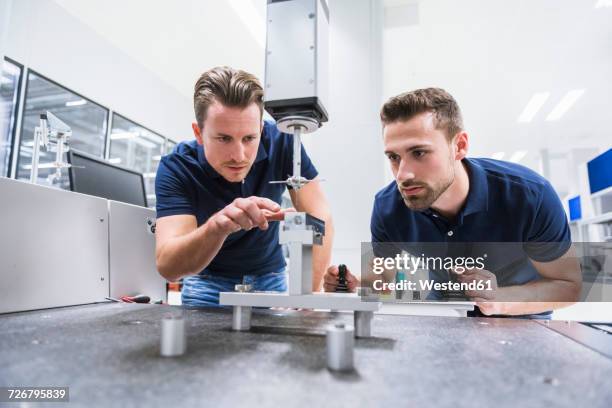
left=383, top=112, right=457, bottom=211
left=193, top=100, right=262, bottom=183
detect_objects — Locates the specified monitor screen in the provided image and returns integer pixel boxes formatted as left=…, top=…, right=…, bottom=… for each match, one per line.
left=587, top=148, right=612, bottom=194
left=568, top=196, right=581, bottom=221
left=68, top=150, right=147, bottom=207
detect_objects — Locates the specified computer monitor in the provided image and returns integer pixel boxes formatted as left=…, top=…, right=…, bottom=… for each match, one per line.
left=68, top=150, right=147, bottom=207
left=587, top=148, right=612, bottom=195
left=568, top=196, right=582, bottom=221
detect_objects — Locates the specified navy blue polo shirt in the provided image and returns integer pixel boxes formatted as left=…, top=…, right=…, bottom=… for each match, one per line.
left=371, top=158, right=571, bottom=288
left=155, top=120, right=318, bottom=278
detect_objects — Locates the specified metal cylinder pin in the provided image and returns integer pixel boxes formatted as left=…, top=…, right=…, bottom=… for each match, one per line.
left=326, top=323, right=354, bottom=371
left=160, top=315, right=186, bottom=357
left=232, top=284, right=253, bottom=331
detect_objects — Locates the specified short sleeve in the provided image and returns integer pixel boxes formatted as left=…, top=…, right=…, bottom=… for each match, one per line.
left=282, top=133, right=319, bottom=189
left=524, top=181, right=571, bottom=262
left=155, top=158, right=196, bottom=218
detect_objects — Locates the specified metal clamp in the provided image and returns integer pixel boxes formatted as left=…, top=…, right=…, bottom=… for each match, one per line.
left=235, top=284, right=252, bottom=293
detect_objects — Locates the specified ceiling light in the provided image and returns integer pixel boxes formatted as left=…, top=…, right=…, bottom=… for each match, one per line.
left=228, top=0, right=266, bottom=48
left=518, top=92, right=550, bottom=123
left=509, top=151, right=528, bottom=163
left=65, top=99, right=87, bottom=107
left=595, top=0, right=612, bottom=8
left=545, top=89, right=585, bottom=121
left=491, top=152, right=505, bottom=160
left=108, top=158, right=122, bottom=164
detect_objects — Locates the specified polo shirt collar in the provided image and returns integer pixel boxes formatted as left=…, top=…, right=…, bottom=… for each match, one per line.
left=197, top=140, right=268, bottom=179
left=254, top=141, right=268, bottom=163
left=397, top=158, right=488, bottom=226
left=461, top=157, right=489, bottom=217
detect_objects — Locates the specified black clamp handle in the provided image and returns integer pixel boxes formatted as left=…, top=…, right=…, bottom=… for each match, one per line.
left=336, top=264, right=349, bottom=293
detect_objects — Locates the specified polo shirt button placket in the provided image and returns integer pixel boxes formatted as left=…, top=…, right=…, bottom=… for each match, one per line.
left=447, top=230, right=454, bottom=237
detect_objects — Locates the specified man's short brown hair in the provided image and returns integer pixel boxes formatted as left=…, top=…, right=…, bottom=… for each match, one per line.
left=380, top=87, right=463, bottom=139
left=194, top=66, right=264, bottom=129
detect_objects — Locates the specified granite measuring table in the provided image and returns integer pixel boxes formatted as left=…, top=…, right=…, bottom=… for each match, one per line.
left=1, top=303, right=611, bottom=407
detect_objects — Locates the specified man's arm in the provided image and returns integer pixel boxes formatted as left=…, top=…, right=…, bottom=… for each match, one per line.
left=495, top=246, right=581, bottom=315
left=459, top=246, right=582, bottom=315
left=289, top=178, right=333, bottom=292
left=156, top=214, right=224, bottom=282
left=156, top=197, right=283, bottom=282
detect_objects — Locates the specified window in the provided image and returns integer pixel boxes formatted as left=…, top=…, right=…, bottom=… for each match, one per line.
left=15, top=71, right=108, bottom=188
left=108, top=113, right=165, bottom=207
left=0, top=58, right=23, bottom=177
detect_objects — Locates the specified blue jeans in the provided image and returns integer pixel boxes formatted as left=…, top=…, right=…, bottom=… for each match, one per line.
left=181, top=268, right=287, bottom=307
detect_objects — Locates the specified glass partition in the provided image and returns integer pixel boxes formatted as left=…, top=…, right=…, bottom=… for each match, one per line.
left=109, top=113, right=165, bottom=206
left=0, top=58, right=23, bottom=177
left=15, top=71, right=108, bottom=188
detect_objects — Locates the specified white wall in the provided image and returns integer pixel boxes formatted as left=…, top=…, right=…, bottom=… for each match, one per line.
left=303, top=0, right=387, bottom=274
left=52, top=0, right=267, bottom=101
left=4, top=0, right=193, bottom=142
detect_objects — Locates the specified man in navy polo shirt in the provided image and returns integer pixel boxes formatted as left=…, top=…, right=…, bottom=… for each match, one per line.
left=155, top=66, right=334, bottom=306
left=324, top=88, right=581, bottom=317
